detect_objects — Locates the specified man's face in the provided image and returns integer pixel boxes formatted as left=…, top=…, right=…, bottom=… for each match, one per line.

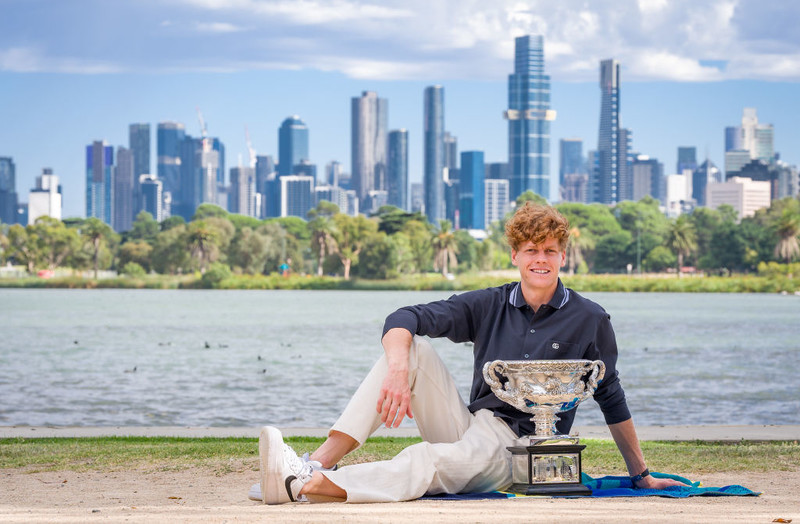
left=510, top=237, right=566, bottom=291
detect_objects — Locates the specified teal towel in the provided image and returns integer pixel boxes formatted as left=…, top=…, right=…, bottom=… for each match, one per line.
left=578, top=472, right=760, bottom=498
left=421, top=472, right=760, bottom=500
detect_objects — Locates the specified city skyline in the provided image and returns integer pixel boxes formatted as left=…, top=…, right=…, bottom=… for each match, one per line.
left=2, top=0, right=800, bottom=218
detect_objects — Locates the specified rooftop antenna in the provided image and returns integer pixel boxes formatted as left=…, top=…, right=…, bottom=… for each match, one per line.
left=245, top=125, right=257, bottom=169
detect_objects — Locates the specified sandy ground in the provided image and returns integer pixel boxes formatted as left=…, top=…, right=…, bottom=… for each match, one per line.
left=1, top=467, right=798, bottom=523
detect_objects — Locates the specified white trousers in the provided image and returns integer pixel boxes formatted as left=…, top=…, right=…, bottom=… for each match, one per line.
left=322, top=337, right=518, bottom=503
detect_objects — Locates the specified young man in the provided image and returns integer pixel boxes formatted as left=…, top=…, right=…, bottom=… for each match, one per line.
left=254, top=203, right=686, bottom=504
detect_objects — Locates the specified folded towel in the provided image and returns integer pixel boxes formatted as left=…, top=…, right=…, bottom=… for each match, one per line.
left=579, top=472, right=760, bottom=498
left=421, top=472, right=760, bottom=500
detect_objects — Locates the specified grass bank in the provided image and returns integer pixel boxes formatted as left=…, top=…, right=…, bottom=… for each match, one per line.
left=2, top=437, right=798, bottom=475
left=1, top=272, right=798, bottom=293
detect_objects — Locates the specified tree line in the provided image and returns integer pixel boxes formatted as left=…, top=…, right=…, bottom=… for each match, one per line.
left=1, top=193, right=799, bottom=280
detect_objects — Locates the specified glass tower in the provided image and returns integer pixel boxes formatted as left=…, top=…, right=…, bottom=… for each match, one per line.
left=0, top=157, right=17, bottom=225
left=506, top=35, right=555, bottom=201
left=278, top=116, right=309, bottom=177
left=86, top=141, right=114, bottom=224
left=351, top=92, right=388, bottom=207
left=595, top=59, right=621, bottom=204
left=424, top=85, right=445, bottom=223
left=157, top=122, right=186, bottom=205
left=459, top=151, right=485, bottom=230
left=388, top=129, right=408, bottom=211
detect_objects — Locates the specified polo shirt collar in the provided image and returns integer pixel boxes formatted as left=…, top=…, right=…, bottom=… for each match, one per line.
left=509, top=279, right=570, bottom=310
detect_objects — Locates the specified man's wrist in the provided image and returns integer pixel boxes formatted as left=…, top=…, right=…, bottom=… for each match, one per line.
left=630, top=468, right=650, bottom=487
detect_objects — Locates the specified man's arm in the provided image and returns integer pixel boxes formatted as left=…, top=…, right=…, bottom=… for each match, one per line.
left=608, top=419, right=688, bottom=489
left=377, top=327, right=414, bottom=428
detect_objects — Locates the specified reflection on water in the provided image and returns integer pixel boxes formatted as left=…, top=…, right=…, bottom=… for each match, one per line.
left=0, top=289, right=798, bottom=427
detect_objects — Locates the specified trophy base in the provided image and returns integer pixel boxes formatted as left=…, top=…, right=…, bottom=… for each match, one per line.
left=507, top=482, right=592, bottom=497
left=507, top=443, right=591, bottom=497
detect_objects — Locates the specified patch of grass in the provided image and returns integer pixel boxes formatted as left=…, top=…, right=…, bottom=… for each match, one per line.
left=2, top=436, right=798, bottom=475
left=583, top=439, right=800, bottom=474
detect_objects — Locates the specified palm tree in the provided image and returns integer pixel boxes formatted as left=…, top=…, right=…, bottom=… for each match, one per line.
left=308, top=203, right=339, bottom=276
left=187, top=220, right=217, bottom=274
left=432, top=220, right=458, bottom=277
left=666, top=215, right=697, bottom=277
left=566, top=226, right=593, bottom=276
left=82, top=218, right=113, bottom=279
left=773, top=208, right=800, bottom=264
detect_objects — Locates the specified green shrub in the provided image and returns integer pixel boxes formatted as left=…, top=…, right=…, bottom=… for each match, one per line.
left=200, top=263, right=232, bottom=289
left=120, top=262, right=146, bottom=277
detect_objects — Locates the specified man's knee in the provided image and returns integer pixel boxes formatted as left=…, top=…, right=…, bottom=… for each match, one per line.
left=411, top=336, right=435, bottom=360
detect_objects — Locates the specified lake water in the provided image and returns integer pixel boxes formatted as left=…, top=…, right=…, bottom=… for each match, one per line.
left=1, top=288, right=798, bottom=428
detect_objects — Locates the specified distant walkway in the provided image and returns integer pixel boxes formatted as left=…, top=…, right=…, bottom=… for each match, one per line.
left=2, top=425, right=798, bottom=441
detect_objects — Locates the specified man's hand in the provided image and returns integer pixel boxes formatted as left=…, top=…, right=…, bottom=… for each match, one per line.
left=634, top=475, right=689, bottom=490
left=376, top=367, right=413, bottom=428
left=377, top=328, right=415, bottom=428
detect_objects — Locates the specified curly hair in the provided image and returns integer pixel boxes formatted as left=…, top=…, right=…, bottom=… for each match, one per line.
left=504, top=202, right=570, bottom=251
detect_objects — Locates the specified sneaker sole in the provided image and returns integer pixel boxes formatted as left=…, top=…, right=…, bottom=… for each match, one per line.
left=259, top=426, right=291, bottom=505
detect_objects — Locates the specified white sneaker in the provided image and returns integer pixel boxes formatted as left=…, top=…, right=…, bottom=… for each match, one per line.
left=249, top=450, right=337, bottom=501
left=258, top=426, right=317, bottom=505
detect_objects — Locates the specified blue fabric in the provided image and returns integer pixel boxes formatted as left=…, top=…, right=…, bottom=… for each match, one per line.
left=420, top=472, right=760, bottom=500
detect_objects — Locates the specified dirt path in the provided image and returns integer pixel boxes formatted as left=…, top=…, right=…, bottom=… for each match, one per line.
left=2, top=468, right=798, bottom=523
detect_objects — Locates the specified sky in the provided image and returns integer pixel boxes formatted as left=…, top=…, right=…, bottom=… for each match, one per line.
left=1, top=0, right=799, bottom=218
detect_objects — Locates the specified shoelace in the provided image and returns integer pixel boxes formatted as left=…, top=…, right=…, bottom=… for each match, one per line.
left=282, top=443, right=314, bottom=482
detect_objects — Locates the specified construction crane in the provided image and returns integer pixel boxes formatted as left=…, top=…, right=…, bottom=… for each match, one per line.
left=245, top=125, right=257, bottom=169
left=195, top=106, right=208, bottom=138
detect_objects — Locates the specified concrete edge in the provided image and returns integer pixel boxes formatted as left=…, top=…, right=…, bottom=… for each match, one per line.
left=1, top=425, right=798, bottom=441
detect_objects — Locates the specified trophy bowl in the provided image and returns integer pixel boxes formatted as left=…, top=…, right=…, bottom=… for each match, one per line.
left=482, top=359, right=605, bottom=439
left=482, top=359, right=606, bottom=496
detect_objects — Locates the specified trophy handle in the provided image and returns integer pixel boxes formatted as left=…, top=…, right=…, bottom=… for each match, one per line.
left=482, top=360, right=508, bottom=391
left=482, top=360, right=522, bottom=408
left=582, top=360, right=606, bottom=402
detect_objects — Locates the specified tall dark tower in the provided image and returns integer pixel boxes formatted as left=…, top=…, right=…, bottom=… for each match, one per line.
left=424, top=85, right=445, bottom=223
left=595, top=59, right=622, bottom=204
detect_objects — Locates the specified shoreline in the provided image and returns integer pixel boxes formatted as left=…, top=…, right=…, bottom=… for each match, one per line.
left=3, top=424, right=799, bottom=441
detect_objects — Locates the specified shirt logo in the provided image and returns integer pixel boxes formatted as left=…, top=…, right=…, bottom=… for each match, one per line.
left=551, top=342, right=560, bottom=350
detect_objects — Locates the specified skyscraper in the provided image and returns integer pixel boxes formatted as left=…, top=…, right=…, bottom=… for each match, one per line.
left=280, top=175, right=314, bottom=218
left=139, top=174, right=163, bottom=222
left=559, top=139, right=583, bottom=186
left=424, top=85, right=445, bottom=223
left=351, top=91, right=388, bottom=206
left=459, top=151, right=485, bottom=230
left=444, top=132, right=458, bottom=171
left=484, top=178, right=510, bottom=227
left=229, top=166, right=256, bottom=217
left=129, top=122, right=150, bottom=177
left=0, top=157, right=17, bottom=225
left=178, top=136, right=219, bottom=220
left=677, top=146, right=697, bottom=174
left=692, top=159, right=721, bottom=207
left=595, top=59, right=622, bottom=204
left=278, top=116, right=309, bottom=177
left=506, top=35, right=555, bottom=201
left=157, top=122, right=185, bottom=203
left=617, top=127, right=633, bottom=201
left=631, top=155, right=663, bottom=202
left=387, top=129, right=408, bottom=211
left=28, top=168, right=61, bottom=224
left=113, top=146, right=134, bottom=232
left=86, top=141, right=114, bottom=224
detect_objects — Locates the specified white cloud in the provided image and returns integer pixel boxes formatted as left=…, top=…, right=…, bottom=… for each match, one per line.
left=0, top=46, right=122, bottom=74
left=2, top=0, right=800, bottom=81
left=195, top=21, right=246, bottom=33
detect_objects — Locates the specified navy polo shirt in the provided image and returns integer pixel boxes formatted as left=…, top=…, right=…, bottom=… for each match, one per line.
left=382, top=279, right=631, bottom=437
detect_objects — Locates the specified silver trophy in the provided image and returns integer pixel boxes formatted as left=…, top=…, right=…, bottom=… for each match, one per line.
left=483, top=359, right=605, bottom=496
